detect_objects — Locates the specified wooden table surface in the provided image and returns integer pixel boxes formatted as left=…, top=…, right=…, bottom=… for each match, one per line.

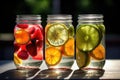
left=0, top=59, right=120, bottom=79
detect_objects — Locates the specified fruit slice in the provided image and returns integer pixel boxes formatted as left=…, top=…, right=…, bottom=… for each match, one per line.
left=14, top=53, right=22, bottom=65
left=97, top=24, right=105, bottom=34
left=64, top=38, right=74, bottom=56
left=46, top=23, right=68, bottom=46
left=17, top=24, right=28, bottom=28
left=89, top=44, right=105, bottom=60
left=76, top=48, right=90, bottom=68
left=32, top=47, right=43, bottom=60
left=14, top=29, right=30, bottom=44
left=68, top=25, right=74, bottom=38
left=31, top=27, right=43, bottom=40
left=26, top=40, right=37, bottom=57
left=17, top=50, right=29, bottom=60
left=45, top=47, right=62, bottom=66
left=76, top=25, right=101, bottom=52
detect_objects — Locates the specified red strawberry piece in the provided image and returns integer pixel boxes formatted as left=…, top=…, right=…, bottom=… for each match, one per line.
left=36, top=40, right=43, bottom=49
left=17, top=24, right=28, bottom=28
left=26, top=41, right=37, bottom=57
left=28, top=26, right=35, bottom=34
left=14, top=42, right=20, bottom=52
left=30, top=25, right=43, bottom=39
left=32, top=47, right=43, bottom=60
left=17, top=50, right=29, bottom=60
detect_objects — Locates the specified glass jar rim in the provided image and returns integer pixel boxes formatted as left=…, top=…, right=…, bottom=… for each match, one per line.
left=47, top=14, right=72, bottom=22
left=78, top=14, right=103, bottom=19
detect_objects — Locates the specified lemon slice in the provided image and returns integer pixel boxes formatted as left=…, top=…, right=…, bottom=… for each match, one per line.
left=76, top=48, right=90, bottom=68
left=90, top=44, right=105, bottom=60
left=76, top=25, right=101, bottom=52
left=46, top=23, right=68, bottom=46
left=45, top=47, right=62, bottom=66
left=14, top=53, right=22, bottom=65
left=14, top=29, right=30, bottom=44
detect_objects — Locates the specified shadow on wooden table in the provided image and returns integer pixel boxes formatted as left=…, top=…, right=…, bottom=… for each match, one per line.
left=34, top=68, right=72, bottom=79
left=0, top=69, right=40, bottom=79
left=70, top=69, right=105, bottom=79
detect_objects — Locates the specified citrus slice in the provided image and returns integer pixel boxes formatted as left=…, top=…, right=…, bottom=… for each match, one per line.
left=68, top=25, right=74, bottom=38
left=45, top=47, right=62, bottom=66
left=46, top=23, right=68, bottom=46
left=14, top=53, right=22, bottom=65
left=14, top=29, right=30, bottom=44
left=76, top=48, right=90, bottom=68
left=89, top=44, right=105, bottom=60
left=97, top=24, right=105, bottom=34
left=76, top=25, right=101, bottom=52
left=64, top=38, right=74, bottom=56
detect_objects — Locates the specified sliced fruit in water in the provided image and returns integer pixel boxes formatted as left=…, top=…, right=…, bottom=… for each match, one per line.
left=31, top=27, right=43, bottom=40
left=14, top=53, right=22, bottom=65
left=45, top=47, right=62, bottom=66
left=64, top=38, right=74, bottom=56
left=46, top=23, right=68, bottom=46
left=17, top=24, right=28, bottom=28
left=14, top=29, right=30, bottom=45
left=17, top=50, right=29, bottom=60
left=76, top=25, right=101, bottom=52
left=68, top=25, right=74, bottom=37
left=89, top=44, right=105, bottom=60
left=76, top=48, right=90, bottom=68
left=32, top=47, right=43, bottom=60
left=26, top=40, right=37, bottom=57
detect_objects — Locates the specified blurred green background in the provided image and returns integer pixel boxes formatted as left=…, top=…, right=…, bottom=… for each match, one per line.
left=0, top=0, right=120, bottom=60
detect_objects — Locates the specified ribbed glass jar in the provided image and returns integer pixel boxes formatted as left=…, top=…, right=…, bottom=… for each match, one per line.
left=14, top=15, right=43, bottom=69
left=76, top=14, right=106, bottom=69
left=45, top=15, right=75, bottom=69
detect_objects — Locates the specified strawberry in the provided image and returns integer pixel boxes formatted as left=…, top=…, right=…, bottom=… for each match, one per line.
left=32, top=47, right=43, bottom=60
left=17, top=50, right=29, bottom=60
left=26, top=40, right=37, bottom=57
left=17, top=24, right=28, bottom=29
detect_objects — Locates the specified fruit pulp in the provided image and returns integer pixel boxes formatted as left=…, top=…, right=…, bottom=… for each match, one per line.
left=14, top=24, right=43, bottom=69
left=76, top=24, right=105, bottom=69
left=45, top=23, right=74, bottom=69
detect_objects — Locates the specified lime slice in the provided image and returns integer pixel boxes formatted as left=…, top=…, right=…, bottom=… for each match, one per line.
left=46, top=23, right=68, bottom=46
left=76, top=25, right=101, bottom=52
left=76, top=48, right=90, bottom=68
left=68, top=25, right=74, bottom=38
left=97, top=24, right=105, bottom=34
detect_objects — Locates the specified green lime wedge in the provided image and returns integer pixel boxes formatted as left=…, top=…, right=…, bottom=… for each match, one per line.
left=76, top=49, right=90, bottom=68
left=46, top=23, right=69, bottom=46
left=76, top=24, right=101, bottom=52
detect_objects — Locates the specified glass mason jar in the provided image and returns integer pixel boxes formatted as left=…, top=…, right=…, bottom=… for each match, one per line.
left=14, top=15, right=43, bottom=69
left=76, top=14, right=105, bottom=69
left=45, top=15, right=75, bottom=69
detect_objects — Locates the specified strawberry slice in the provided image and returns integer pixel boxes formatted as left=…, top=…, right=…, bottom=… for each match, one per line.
left=32, top=47, right=43, bottom=60
left=17, top=50, right=29, bottom=60
left=14, top=42, right=20, bottom=52
left=26, top=40, right=37, bottom=57
left=31, top=26, right=43, bottom=40
left=36, top=40, right=43, bottom=49
left=26, top=25, right=35, bottom=34
left=17, top=24, right=28, bottom=29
